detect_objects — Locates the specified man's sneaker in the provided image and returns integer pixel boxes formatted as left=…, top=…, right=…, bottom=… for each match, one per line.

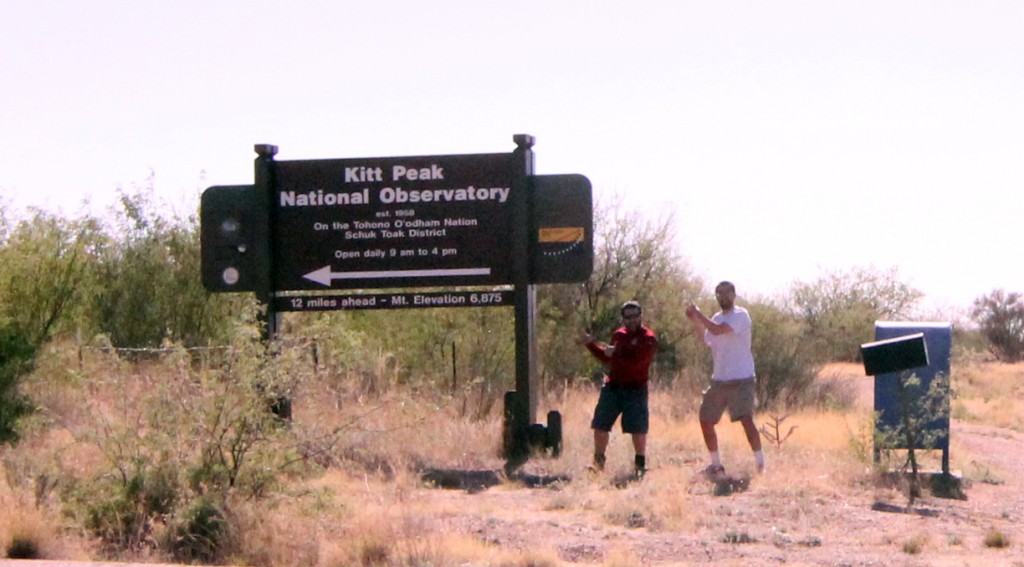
left=703, top=464, right=725, bottom=479
left=634, top=467, right=647, bottom=481
left=756, top=462, right=765, bottom=474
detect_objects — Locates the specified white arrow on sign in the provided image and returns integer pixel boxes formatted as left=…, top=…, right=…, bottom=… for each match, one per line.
left=303, top=266, right=492, bottom=286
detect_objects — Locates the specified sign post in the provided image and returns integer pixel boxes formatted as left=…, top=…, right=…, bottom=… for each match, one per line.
left=200, top=135, right=592, bottom=468
left=503, top=135, right=538, bottom=467
left=254, top=144, right=279, bottom=337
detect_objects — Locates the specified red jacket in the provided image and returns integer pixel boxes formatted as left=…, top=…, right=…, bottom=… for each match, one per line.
left=586, top=325, right=658, bottom=389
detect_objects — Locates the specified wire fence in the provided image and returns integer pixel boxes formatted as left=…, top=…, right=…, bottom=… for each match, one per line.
left=78, top=345, right=233, bottom=353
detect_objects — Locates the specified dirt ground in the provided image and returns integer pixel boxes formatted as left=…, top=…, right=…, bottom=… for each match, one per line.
left=418, top=420, right=1024, bottom=566
left=414, top=367, right=1024, bottom=566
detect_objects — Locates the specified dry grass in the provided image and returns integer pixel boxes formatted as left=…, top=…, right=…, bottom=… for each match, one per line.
left=3, top=348, right=1024, bottom=565
left=952, top=361, right=1024, bottom=432
left=291, top=470, right=566, bottom=567
left=0, top=482, right=92, bottom=560
left=4, top=357, right=854, bottom=563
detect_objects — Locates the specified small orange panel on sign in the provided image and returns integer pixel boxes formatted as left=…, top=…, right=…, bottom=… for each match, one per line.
left=539, top=227, right=584, bottom=243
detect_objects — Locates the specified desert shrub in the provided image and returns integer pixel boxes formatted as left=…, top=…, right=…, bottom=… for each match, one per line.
left=0, top=207, right=99, bottom=343
left=722, top=530, right=758, bottom=544
left=86, top=187, right=243, bottom=350
left=167, top=498, right=233, bottom=564
left=61, top=334, right=307, bottom=557
left=68, top=463, right=179, bottom=554
left=359, top=539, right=391, bottom=566
left=902, top=534, right=926, bottom=554
left=0, top=324, right=36, bottom=444
left=952, top=325, right=991, bottom=362
left=971, top=289, right=1024, bottom=362
left=0, top=207, right=99, bottom=443
left=983, top=529, right=1010, bottom=549
left=873, top=372, right=951, bottom=504
left=747, top=300, right=826, bottom=409
left=174, top=338, right=303, bottom=498
left=0, top=492, right=71, bottom=561
left=788, top=266, right=922, bottom=362
left=6, top=536, right=41, bottom=559
left=61, top=372, right=185, bottom=551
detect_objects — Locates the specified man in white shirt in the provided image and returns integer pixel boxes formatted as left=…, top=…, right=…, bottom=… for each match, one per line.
left=686, top=281, right=765, bottom=476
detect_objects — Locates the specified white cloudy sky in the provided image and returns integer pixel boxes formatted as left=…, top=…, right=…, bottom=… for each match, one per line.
left=2, top=1, right=1022, bottom=313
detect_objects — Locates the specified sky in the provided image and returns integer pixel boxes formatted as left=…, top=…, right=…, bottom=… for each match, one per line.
left=3, top=1, right=1022, bottom=315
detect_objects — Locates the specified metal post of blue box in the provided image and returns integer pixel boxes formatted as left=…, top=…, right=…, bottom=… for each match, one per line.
left=868, top=322, right=952, bottom=473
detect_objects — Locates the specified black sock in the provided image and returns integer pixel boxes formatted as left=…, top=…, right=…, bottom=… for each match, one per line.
left=635, top=454, right=646, bottom=469
left=594, top=453, right=606, bottom=468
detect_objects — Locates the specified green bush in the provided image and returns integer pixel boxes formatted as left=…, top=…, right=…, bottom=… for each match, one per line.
left=61, top=336, right=301, bottom=556
left=87, top=188, right=243, bottom=349
left=788, top=266, right=922, bottom=362
left=71, top=464, right=180, bottom=554
left=0, top=207, right=99, bottom=344
left=873, top=372, right=951, bottom=505
left=0, top=324, right=35, bottom=444
left=0, top=207, right=97, bottom=443
left=168, top=498, right=233, bottom=564
left=748, top=301, right=825, bottom=409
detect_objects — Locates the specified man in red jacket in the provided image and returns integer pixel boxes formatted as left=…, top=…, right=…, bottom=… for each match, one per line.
left=579, top=301, right=659, bottom=478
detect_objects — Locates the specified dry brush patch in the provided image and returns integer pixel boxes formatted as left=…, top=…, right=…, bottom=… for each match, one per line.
left=3, top=351, right=1024, bottom=565
left=952, top=360, right=1024, bottom=432
left=0, top=487, right=87, bottom=561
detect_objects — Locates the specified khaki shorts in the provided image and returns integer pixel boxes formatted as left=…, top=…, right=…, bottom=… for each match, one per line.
left=699, top=378, right=756, bottom=423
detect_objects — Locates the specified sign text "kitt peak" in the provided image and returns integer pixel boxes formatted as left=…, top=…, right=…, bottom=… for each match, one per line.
left=345, top=164, right=445, bottom=183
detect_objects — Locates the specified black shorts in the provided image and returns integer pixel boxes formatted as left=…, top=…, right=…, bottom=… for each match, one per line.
left=591, top=384, right=649, bottom=434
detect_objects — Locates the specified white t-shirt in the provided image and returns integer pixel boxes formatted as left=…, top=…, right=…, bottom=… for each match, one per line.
left=704, top=307, right=756, bottom=381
